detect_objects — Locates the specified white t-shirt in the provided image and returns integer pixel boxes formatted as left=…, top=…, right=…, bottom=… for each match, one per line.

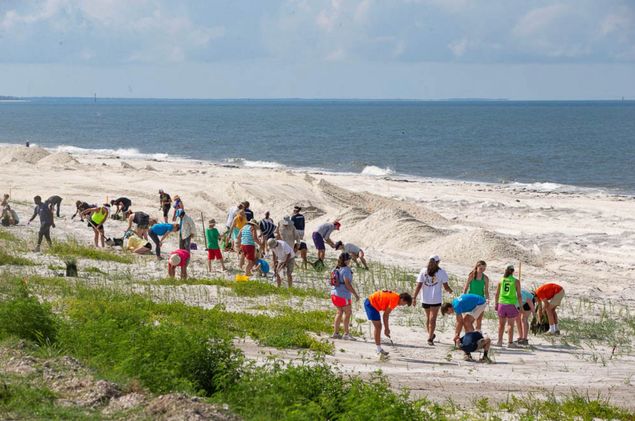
left=271, top=240, right=294, bottom=261
left=416, top=267, right=449, bottom=304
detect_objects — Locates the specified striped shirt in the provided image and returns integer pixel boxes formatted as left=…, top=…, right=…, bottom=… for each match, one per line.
left=259, top=219, right=276, bottom=237
left=240, top=225, right=256, bottom=246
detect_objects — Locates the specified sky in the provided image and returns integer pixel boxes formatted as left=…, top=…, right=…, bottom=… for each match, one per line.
left=0, top=0, right=634, bottom=99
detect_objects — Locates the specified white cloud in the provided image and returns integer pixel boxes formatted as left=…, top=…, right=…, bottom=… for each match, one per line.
left=513, top=4, right=569, bottom=38
left=449, top=38, right=469, bottom=57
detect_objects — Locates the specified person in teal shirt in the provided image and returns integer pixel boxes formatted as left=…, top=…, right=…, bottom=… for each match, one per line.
left=441, top=293, right=487, bottom=345
left=205, top=219, right=226, bottom=272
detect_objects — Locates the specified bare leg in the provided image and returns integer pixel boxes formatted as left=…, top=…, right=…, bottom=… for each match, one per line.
left=333, top=308, right=344, bottom=335
left=497, top=317, right=505, bottom=345
left=463, top=315, right=475, bottom=333
left=507, top=319, right=514, bottom=344
left=476, top=313, right=484, bottom=331
left=428, top=307, right=440, bottom=339
left=372, top=320, right=382, bottom=346
left=343, top=306, right=352, bottom=335
left=424, top=307, right=432, bottom=337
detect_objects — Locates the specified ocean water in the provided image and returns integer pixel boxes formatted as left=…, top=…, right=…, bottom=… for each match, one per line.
left=1, top=98, right=634, bottom=194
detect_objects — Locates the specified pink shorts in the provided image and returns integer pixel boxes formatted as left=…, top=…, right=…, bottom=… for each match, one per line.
left=331, top=295, right=352, bottom=308
left=497, top=303, right=519, bottom=318
left=207, top=249, right=223, bottom=260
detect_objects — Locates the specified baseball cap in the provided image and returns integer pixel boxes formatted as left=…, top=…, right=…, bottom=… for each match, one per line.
left=429, top=255, right=440, bottom=262
left=169, top=253, right=181, bottom=266
left=334, top=221, right=341, bottom=230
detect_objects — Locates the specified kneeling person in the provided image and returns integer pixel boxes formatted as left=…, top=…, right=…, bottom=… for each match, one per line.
left=459, top=331, right=492, bottom=363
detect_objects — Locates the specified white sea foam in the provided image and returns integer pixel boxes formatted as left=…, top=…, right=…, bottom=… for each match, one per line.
left=361, top=165, right=395, bottom=176
left=50, top=145, right=170, bottom=161
left=224, top=158, right=286, bottom=169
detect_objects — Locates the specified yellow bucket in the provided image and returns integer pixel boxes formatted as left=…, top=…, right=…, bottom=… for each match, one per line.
left=235, top=274, right=250, bottom=282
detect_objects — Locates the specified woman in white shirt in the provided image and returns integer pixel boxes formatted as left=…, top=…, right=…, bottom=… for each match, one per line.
left=413, top=255, right=453, bottom=346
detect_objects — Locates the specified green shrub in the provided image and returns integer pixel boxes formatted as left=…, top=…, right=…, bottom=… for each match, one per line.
left=0, top=282, right=57, bottom=344
left=186, top=338, right=245, bottom=395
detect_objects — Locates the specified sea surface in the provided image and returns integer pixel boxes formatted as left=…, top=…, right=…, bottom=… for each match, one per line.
left=1, top=98, right=634, bottom=194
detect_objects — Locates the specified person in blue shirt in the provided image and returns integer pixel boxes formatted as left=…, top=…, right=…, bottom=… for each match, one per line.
left=148, top=222, right=179, bottom=260
left=441, top=293, right=487, bottom=346
left=254, top=250, right=270, bottom=277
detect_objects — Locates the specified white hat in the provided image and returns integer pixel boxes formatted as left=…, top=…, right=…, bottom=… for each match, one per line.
left=429, top=255, right=440, bottom=262
left=169, top=253, right=181, bottom=266
left=282, top=216, right=291, bottom=226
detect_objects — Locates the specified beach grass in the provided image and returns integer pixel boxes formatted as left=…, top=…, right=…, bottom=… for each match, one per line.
left=151, top=277, right=328, bottom=299
left=0, top=250, right=34, bottom=266
left=47, top=239, right=133, bottom=264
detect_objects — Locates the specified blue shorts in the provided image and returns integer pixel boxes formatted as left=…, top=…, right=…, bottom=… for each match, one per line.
left=312, top=232, right=325, bottom=251
left=364, top=298, right=381, bottom=321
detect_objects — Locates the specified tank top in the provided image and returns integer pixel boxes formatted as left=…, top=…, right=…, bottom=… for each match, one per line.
left=240, top=225, right=255, bottom=246
left=499, top=276, right=518, bottom=305
left=467, top=274, right=486, bottom=297
left=91, top=208, right=108, bottom=225
left=235, top=215, right=247, bottom=230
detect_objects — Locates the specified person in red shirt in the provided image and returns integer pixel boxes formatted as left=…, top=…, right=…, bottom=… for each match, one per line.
left=364, top=290, right=412, bottom=358
left=534, top=283, right=565, bottom=335
left=168, top=249, right=190, bottom=280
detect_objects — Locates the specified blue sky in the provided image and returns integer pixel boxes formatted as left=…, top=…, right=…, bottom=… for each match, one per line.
left=1, top=0, right=634, bottom=99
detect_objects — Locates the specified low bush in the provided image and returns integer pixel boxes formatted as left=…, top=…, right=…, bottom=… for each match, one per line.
left=0, top=250, right=33, bottom=266
left=0, top=281, right=56, bottom=345
left=153, top=278, right=327, bottom=299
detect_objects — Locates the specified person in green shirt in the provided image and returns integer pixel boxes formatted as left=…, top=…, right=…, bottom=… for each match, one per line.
left=494, top=265, right=523, bottom=348
left=462, top=260, right=490, bottom=331
left=205, top=219, right=226, bottom=272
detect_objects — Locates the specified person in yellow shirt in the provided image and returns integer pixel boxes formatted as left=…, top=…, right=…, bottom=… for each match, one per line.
left=364, top=290, right=412, bottom=358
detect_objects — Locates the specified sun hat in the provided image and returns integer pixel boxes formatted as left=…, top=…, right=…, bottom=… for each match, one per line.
left=282, top=215, right=291, bottom=225
left=267, top=238, right=277, bottom=248
left=169, top=253, right=181, bottom=266
left=429, top=255, right=440, bottom=262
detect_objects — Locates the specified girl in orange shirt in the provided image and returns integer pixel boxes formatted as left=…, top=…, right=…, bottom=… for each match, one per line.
left=364, top=290, right=413, bottom=358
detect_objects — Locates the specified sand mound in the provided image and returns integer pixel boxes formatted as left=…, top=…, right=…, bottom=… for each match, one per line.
left=424, top=229, right=542, bottom=267
left=144, top=165, right=158, bottom=171
left=0, top=146, right=50, bottom=164
left=341, top=208, right=443, bottom=255
left=318, top=179, right=448, bottom=227
left=121, top=161, right=135, bottom=170
left=37, top=152, right=79, bottom=167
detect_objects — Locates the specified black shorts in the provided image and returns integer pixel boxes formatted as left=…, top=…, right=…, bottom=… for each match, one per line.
left=522, top=303, right=531, bottom=311
left=299, top=242, right=307, bottom=251
left=422, top=303, right=441, bottom=309
left=162, top=205, right=170, bottom=218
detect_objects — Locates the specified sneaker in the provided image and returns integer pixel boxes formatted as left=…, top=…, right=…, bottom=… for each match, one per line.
left=331, top=333, right=342, bottom=339
left=463, top=354, right=475, bottom=362
left=377, top=349, right=390, bottom=357
left=554, top=330, right=561, bottom=336
left=479, top=356, right=493, bottom=364
left=342, top=334, right=357, bottom=341
left=544, top=331, right=556, bottom=336
left=427, top=333, right=436, bottom=346
left=33, top=246, right=41, bottom=253
left=507, top=342, right=520, bottom=349
left=495, top=341, right=503, bottom=347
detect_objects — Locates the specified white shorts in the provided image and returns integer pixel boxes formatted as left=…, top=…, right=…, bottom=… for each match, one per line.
left=297, top=230, right=304, bottom=240
left=547, top=290, right=565, bottom=307
left=464, top=302, right=487, bottom=320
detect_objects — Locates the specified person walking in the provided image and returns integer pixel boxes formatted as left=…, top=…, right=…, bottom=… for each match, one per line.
left=239, top=219, right=261, bottom=276
left=28, top=195, right=54, bottom=252
left=291, top=206, right=305, bottom=239
left=462, top=260, right=490, bottom=331
left=259, top=212, right=276, bottom=254
left=330, top=252, right=360, bottom=340
left=413, top=255, right=453, bottom=346
left=276, top=216, right=300, bottom=254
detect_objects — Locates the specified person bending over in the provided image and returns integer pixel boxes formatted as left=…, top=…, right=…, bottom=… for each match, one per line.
left=364, top=290, right=412, bottom=358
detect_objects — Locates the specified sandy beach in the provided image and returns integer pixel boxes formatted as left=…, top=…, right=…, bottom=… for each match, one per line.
left=2, top=144, right=635, bottom=408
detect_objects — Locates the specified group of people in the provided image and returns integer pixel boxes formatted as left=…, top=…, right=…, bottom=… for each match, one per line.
left=4, top=189, right=567, bottom=363
left=329, top=253, right=565, bottom=360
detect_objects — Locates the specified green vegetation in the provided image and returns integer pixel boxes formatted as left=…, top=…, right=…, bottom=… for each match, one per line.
left=84, top=266, right=107, bottom=275
left=498, top=393, right=634, bottom=421
left=47, top=239, right=134, bottom=264
left=0, top=228, right=20, bottom=243
left=0, top=375, right=99, bottom=420
left=152, top=277, right=327, bottom=299
left=0, top=281, right=57, bottom=345
left=0, top=250, right=34, bottom=266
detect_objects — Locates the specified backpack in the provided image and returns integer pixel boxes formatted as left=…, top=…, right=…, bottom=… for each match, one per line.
left=329, top=267, right=341, bottom=286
